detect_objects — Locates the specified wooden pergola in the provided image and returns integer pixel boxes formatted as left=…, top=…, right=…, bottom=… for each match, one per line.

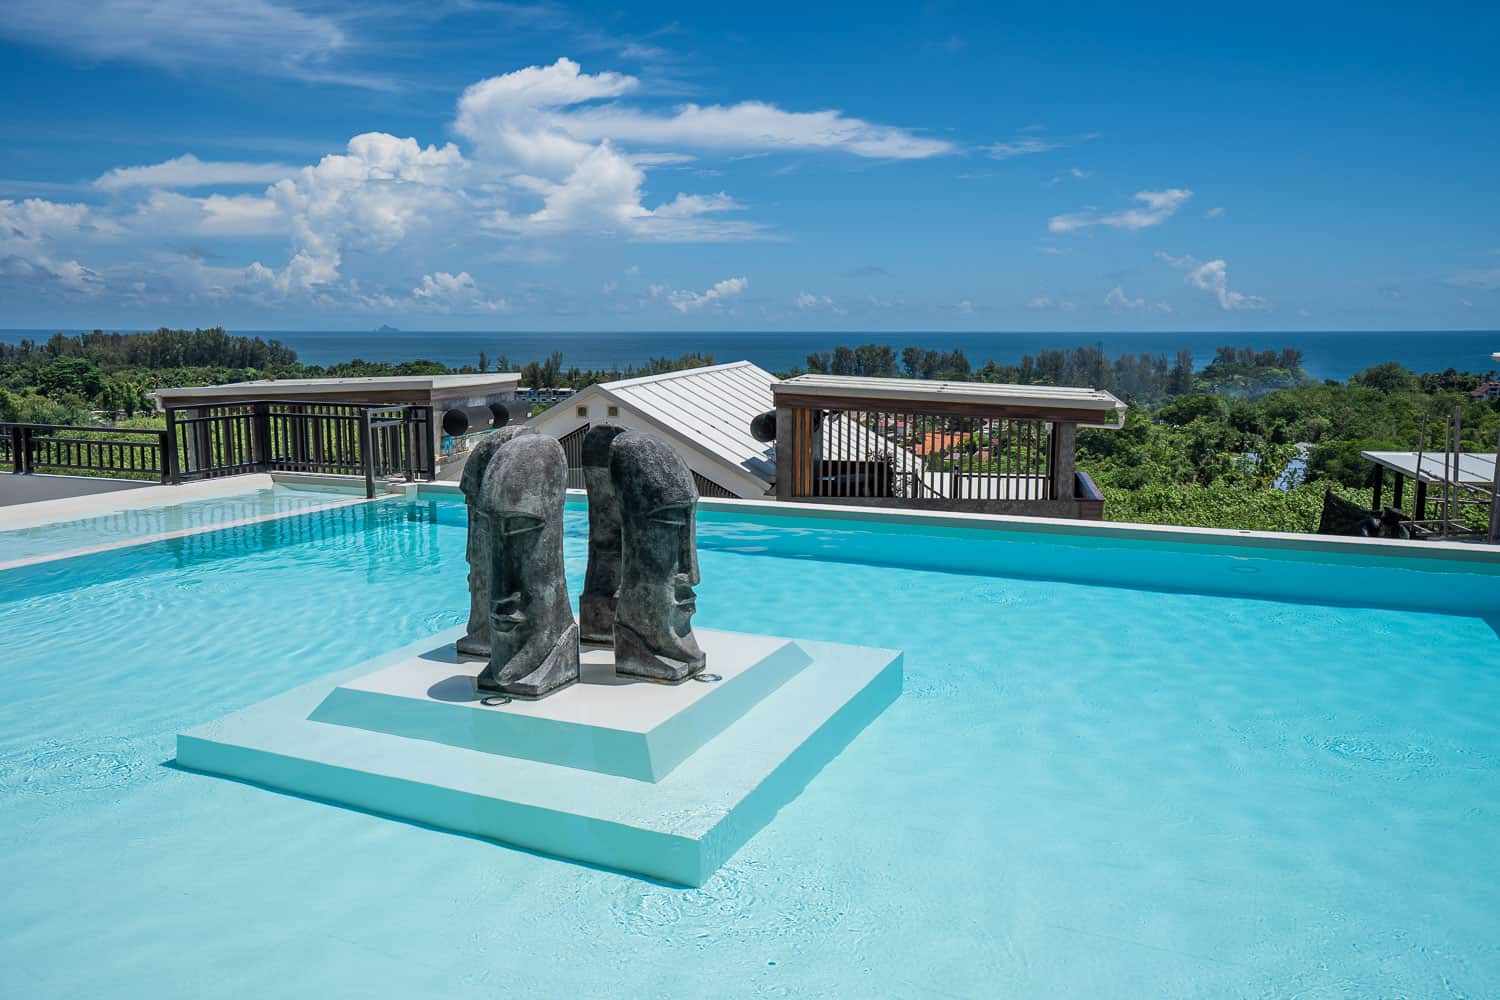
left=770, top=375, right=1126, bottom=519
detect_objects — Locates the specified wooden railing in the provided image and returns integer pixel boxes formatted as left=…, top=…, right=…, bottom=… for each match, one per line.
left=164, top=401, right=435, bottom=497
left=3, top=422, right=170, bottom=482
left=4, top=405, right=435, bottom=497
left=778, top=404, right=1057, bottom=504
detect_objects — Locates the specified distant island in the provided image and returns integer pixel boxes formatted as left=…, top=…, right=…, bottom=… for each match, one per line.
left=373, top=324, right=400, bottom=333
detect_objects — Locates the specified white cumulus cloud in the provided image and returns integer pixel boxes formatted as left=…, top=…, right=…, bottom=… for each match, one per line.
left=0, top=198, right=106, bottom=296
left=95, top=155, right=296, bottom=191
left=652, top=276, right=748, bottom=313
left=249, top=132, right=468, bottom=294
left=1156, top=251, right=1269, bottom=310
left=129, top=191, right=282, bottom=236
left=409, top=271, right=507, bottom=313
left=454, top=58, right=947, bottom=242
left=1050, top=189, right=1193, bottom=233
left=1104, top=286, right=1171, bottom=313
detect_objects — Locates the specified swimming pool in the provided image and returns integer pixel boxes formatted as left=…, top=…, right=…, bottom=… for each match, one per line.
left=2, top=492, right=1497, bottom=997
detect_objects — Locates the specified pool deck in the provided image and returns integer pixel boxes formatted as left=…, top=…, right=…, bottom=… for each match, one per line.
left=0, top=472, right=153, bottom=507
left=0, top=474, right=386, bottom=571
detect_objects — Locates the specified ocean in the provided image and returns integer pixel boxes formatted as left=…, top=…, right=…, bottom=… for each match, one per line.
left=3, top=329, right=1497, bottom=382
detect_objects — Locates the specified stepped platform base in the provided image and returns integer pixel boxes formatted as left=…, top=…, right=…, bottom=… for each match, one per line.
left=176, top=627, right=902, bottom=886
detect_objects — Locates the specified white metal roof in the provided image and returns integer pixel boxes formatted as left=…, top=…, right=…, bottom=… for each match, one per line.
left=771, top=374, right=1127, bottom=424
left=1361, top=450, right=1498, bottom=485
left=155, top=373, right=519, bottom=401
left=598, top=362, right=778, bottom=483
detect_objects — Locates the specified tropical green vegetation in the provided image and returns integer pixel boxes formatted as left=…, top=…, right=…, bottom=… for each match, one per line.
left=802, top=341, right=1498, bottom=532
left=3, top=328, right=1496, bottom=534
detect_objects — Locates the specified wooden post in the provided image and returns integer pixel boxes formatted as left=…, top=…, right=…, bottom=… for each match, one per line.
left=17, top=425, right=31, bottom=474
left=162, top=407, right=180, bottom=482
left=1414, top=481, right=1428, bottom=521
left=1370, top=463, right=1384, bottom=511
left=192, top=407, right=212, bottom=474
left=1050, top=422, right=1076, bottom=501
left=1392, top=472, right=1404, bottom=511
left=773, top=405, right=794, bottom=501
left=155, top=429, right=170, bottom=483
left=419, top=406, right=436, bottom=480
left=251, top=401, right=272, bottom=472
left=9, top=424, right=23, bottom=474
left=359, top=407, right=376, bottom=499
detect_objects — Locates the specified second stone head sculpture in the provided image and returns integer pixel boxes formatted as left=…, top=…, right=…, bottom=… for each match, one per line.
left=607, top=431, right=706, bottom=682
left=578, top=423, right=629, bottom=645
left=473, top=433, right=579, bottom=698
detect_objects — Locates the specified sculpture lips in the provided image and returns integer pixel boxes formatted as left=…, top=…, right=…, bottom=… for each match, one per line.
left=491, top=594, right=527, bottom=633
left=674, top=581, right=696, bottom=613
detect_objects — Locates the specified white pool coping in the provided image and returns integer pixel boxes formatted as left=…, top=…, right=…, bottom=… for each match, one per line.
left=0, top=474, right=387, bottom=572
left=3, top=471, right=1492, bottom=576
left=404, top=481, right=1500, bottom=568
left=0, top=474, right=276, bottom=531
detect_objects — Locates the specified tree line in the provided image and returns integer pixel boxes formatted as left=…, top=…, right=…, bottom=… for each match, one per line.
left=5, top=326, right=1495, bottom=536
left=801, top=341, right=1308, bottom=406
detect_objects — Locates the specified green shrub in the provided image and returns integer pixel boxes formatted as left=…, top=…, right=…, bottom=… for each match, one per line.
left=1100, top=481, right=1369, bottom=533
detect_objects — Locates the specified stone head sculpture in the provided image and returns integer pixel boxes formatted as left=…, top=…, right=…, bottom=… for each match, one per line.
left=475, top=433, right=579, bottom=698
left=579, top=423, right=629, bottom=645
left=457, top=425, right=537, bottom=658
left=610, top=432, right=705, bottom=681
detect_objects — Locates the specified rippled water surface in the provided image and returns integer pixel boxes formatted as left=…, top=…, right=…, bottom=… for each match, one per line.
left=2, top=497, right=1498, bottom=998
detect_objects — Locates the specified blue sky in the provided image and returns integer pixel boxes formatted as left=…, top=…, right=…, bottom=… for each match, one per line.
left=1, top=1, right=1496, bottom=332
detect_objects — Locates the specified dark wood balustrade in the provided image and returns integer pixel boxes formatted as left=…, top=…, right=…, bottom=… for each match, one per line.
left=4, top=402, right=435, bottom=498
left=4, top=423, right=170, bottom=482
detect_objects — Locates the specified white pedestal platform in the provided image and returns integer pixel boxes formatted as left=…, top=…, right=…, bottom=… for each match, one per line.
left=176, top=627, right=902, bottom=886
left=308, top=632, right=813, bottom=781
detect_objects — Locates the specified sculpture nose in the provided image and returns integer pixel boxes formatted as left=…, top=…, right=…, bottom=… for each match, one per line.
left=679, top=533, right=700, bottom=586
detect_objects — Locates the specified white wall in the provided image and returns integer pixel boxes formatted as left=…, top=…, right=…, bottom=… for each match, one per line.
left=527, top=391, right=770, bottom=498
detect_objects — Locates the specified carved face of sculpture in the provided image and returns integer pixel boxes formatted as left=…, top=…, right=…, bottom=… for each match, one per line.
left=638, top=500, right=700, bottom=649
left=457, top=425, right=538, bottom=659
left=477, top=434, right=576, bottom=695
left=487, top=507, right=547, bottom=661
left=611, top=432, right=704, bottom=678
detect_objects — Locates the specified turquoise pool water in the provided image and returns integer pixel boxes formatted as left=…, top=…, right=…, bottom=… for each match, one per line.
left=0, top=484, right=359, bottom=563
left=2, top=497, right=1498, bottom=998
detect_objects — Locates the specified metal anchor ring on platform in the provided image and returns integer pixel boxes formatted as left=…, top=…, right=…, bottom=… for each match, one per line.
left=692, top=673, right=723, bottom=683
left=480, top=695, right=512, bottom=706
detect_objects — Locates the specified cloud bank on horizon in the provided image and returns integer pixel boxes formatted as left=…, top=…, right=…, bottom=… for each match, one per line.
left=0, top=1, right=1494, bottom=331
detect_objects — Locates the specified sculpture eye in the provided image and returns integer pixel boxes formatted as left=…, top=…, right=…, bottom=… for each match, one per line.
left=648, top=505, right=688, bottom=526
left=500, top=515, right=544, bottom=537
